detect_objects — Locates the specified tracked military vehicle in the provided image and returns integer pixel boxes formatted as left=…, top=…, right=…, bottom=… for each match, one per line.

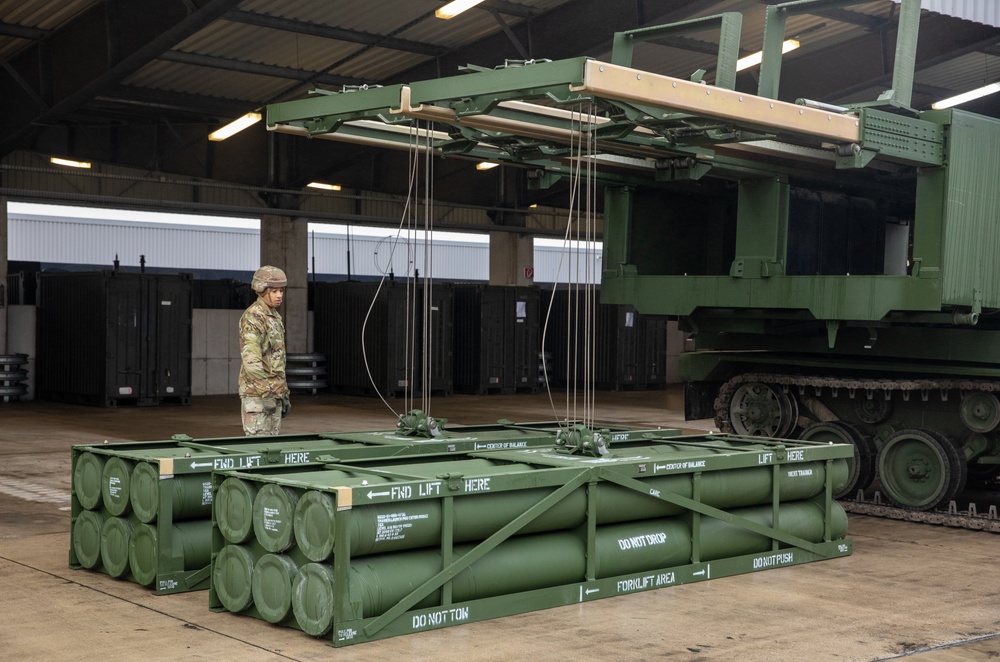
left=266, top=0, right=1000, bottom=514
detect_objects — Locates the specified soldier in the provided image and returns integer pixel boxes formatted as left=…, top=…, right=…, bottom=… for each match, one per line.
left=239, top=265, right=290, bottom=435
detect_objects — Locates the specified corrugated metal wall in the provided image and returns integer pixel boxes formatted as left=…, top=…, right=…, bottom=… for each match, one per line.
left=940, top=110, right=1000, bottom=308
left=7, top=209, right=601, bottom=283
left=894, top=0, right=1000, bottom=28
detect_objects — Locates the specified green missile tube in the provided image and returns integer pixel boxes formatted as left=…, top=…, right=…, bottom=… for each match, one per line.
left=101, top=456, right=135, bottom=517
left=130, top=462, right=212, bottom=523
left=692, top=497, right=849, bottom=562
left=286, top=458, right=846, bottom=560
left=71, top=509, right=106, bottom=569
left=73, top=452, right=107, bottom=510
left=287, top=499, right=847, bottom=635
left=129, top=520, right=213, bottom=587
left=100, top=516, right=135, bottom=578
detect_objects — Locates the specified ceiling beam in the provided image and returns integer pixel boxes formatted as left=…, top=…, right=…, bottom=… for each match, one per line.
left=0, top=21, right=49, bottom=40
left=0, top=0, right=244, bottom=156
left=158, top=50, right=365, bottom=88
left=224, top=9, right=446, bottom=57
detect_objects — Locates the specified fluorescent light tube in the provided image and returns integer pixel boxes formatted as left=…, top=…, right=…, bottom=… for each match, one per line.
left=932, top=82, right=1000, bottom=110
left=736, top=40, right=800, bottom=72
left=436, top=0, right=486, bottom=19
left=208, top=112, right=262, bottom=141
left=50, top=157, right=91, bottom=168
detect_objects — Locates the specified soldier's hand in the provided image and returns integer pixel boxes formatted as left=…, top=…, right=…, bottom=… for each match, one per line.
left=281, top=394, right=291, bottom=418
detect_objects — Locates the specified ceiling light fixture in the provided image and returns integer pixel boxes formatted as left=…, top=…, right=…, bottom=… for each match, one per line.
left=435, top=0, right=486, bottom=19
left=932, top=82, right=1000, bottom=110
left=476, top=161, right=500, bottom=170
left=208, top=112, right=262, bottom=141
left=306, top=182, right=342, bottom=191
left=735, top=39, right=800, bottom=72
left=50, top=157, right=91, bottom=169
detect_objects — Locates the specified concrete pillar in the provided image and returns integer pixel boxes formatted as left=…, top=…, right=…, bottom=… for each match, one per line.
left=0, top=196, right=7, bottom=353
left=489, top=232, right=534, bottom=287
left=259, top=214, right=308, bottom=353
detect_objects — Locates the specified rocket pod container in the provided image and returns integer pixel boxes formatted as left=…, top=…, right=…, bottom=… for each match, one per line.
left=208, top=431, right=853, bottom=645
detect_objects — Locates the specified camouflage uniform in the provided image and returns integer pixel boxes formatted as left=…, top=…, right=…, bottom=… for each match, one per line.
left=239, top=266, right=288, bottom=435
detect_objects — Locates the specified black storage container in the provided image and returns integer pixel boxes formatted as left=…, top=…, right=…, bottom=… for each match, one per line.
left=453, top=285, right=539, bottom=395
left=542, top=288, right=656, bottom=391
left=192, top=278, right=254, bottom=309
left=36, top=271, right=192, bottom=407
left=314, top=280, right=453, bottom=398
left=638, top=316, right=668, bottom=390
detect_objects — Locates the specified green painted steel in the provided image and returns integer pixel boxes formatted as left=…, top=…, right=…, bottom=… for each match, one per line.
left=209, top=434, right=852, bottom=645
left=70, top=422, right=677, bottom=593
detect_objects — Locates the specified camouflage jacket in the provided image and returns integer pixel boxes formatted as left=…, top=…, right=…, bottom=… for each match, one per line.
left=238, top=298, right=287, bottom=397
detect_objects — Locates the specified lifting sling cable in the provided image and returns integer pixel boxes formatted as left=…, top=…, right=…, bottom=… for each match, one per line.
left=359, top=121, right=427, bottom=419
left=543, top=103, right=599, bottom=428
left=421, top=120, right=435, bottom=415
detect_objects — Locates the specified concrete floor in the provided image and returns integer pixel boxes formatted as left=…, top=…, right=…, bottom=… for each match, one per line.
left=1, top=388, right=999, bottom=662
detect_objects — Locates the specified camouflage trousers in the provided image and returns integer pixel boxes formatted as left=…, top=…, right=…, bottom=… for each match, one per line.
left=241, top=396, right=281, bottom=436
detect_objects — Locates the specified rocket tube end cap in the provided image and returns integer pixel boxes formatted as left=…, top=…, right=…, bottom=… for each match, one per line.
left=100, top=516, right=135, bottom=578
left=129, top=462, right=160, bottom=523
left=216, top=477, right=257, bottom=544
left=213, top=544, right=256, bottom=612
left=101, top=456, right=134, bottom=516
left=72, top=509, right=105, bottom=569
left=253, top=483, right=299, bottom=552
left=251, top=553, right=298, bottom=623
left=293, top=490, right=337, bottom=562
left=292, top=563, right=336, bottom=636
left=129, top=522, right=159, bottom=586
left=73, top=452, right=106, bottom=510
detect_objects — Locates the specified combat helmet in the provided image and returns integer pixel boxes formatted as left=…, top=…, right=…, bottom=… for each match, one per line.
left=251, top=265, right=287, bottom=293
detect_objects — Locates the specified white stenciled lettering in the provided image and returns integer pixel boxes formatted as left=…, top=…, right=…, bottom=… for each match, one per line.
left=473, top=441, right=529, bottom=450
left=263, top=506, right=281, bottom=532
left=464, top=477, right=491, bottom=492
left=412, top=607, right=470, bottom=630
left=374, top=511, right=430, bottom=541
left=752, top=552, right=794, bottom=569
left=787, top=450, right=805, bottom=461
left=201, top=481, right=212, bottom=506
left=656, top=572, right=676, bottom=586
left=419, top=482, right=441, bottom=497
left=390, top=485, right=412, bottom=499
left=617, top=532, right=668, bottom=550
left=758, top=452, right=774, bottom=464
left=616, top=575, right=655, bottom=592
left=283, top=452, right=309, bottom=464
left=653, top=460, right=707, bottom=472
left=787, top=469, right=814, bottom=477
